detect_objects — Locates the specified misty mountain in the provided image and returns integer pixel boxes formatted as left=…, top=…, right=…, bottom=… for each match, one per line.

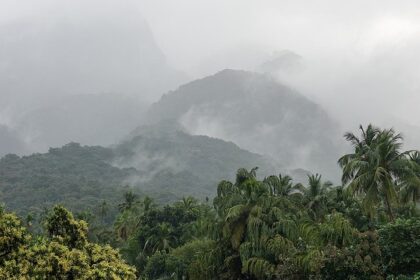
left=113, top=121, right=277, bottom=199
left=0, top=10, right=187, bottom=153
left=0, top=122, right=278, bottom=215
left=0, top=125, right=27, bottom=157
left=147, top=69, right=342, bottom=179
left=259, top=50, right=302, bottom=74
left=0, top=14, right=185, bottom=107
left=16, top=94, right=147, bottom=152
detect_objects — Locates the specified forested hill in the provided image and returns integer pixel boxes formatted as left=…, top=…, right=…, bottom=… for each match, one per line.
left=0, top=124, right=277, bottom=216
left=1, top=124, right=420, bottom=279
left=147, top=69, right=342, bottom=179
left=115, top=122, right=277, bottom=184
left=0, top=143, right=135, bottom=215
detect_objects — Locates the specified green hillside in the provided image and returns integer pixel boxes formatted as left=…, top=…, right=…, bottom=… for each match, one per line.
left=114, top=122, right=276, bottom=199
left=0, top=143, right=135, bottom=216
left=147, top=69, right=342, bottom=180
left=0, top=123, right=276, bottom=216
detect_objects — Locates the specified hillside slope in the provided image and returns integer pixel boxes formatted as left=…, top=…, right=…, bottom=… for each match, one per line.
left=147, top=69, right=341, bottom=179
left=113, top=121, right=277, bottom=199
left=0, top=123, right=277, bottom=215
left=0, top=143, right=135, bottom=215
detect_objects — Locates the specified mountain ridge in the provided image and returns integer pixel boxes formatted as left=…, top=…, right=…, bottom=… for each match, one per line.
left=146, top=69, right=341, bottom=180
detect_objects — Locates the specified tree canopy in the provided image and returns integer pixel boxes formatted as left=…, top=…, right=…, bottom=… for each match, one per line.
left=1, top=124, right=420, bottom=279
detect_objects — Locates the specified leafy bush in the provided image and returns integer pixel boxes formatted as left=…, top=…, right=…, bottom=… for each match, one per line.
left=320, top=231, right=383, bottom=280
left=379, top=218, right=420, bottom=276
left=143, top=251, right=181, bottom=279
left=0, top=206, right=136, bottom=279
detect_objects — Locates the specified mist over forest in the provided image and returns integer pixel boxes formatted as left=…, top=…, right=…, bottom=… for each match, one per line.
left=1, top=1, right=420, bottom=279
left=0, top=1, right=419, bottom=172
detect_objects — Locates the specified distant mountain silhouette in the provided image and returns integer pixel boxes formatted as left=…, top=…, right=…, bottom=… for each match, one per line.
left=17, top=94, right=146, bottom=152
left=0, top=125, right=27, bottom=157
left=147, top=69, right=341, bottom=179
left=0, top=14, right=185, bottom=106
left=0, top=11, right=187, bottom=153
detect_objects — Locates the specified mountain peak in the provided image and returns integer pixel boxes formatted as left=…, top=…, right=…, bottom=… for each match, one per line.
left=146, top=69, right=341, bottom=179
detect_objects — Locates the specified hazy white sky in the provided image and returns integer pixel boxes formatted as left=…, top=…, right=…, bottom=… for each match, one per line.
left=138, top=0, right=420, bottom=127
left=1, top=0, right=420, bottom=126
left=3, top=1, right=420, bottom=66
left=137, top=1, right=420, bottom=63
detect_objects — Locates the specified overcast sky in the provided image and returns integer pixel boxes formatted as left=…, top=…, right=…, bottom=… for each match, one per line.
left=1, top=0, right=420, bottom=128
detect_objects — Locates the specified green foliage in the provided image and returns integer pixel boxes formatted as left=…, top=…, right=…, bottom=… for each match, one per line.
left=46, top=205, right=89, bottom=248
left=142, top=239, right=222, bottom=280
left=303, top=173, right=333, bottom=221
left=143, top=251, right=179, bottom=279
left=339, top=125, right=420, bottom=221
left=171, top=239, right=221, bottom=279
left=212, top=168, right=361, bottom=279
left=117, top=125, right=420, bottom=279
left=0, top=123, right=277, bottom=222
left=379, top=218, right=420, bottom=275
left=321, top=231, right=383, bottom=280
left=318, top=212, right=356, bottom=247
left=114, top=122, right=276, bottom=200
left=1, top=124, right=420, bottom=279
left=0, top=143, right=136, bottom=228
left=116, top=196, right=205, bottom=272
left=0, top=206, right=136, bottom=279
left=0, top=207, right=30, bottom=260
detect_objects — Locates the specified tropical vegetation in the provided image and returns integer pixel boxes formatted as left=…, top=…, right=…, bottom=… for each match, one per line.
left=1, top=124, right=420, bottom=279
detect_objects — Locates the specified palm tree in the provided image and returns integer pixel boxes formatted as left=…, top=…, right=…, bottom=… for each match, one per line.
left=115, top=196, right=156, bottom=242
left=303, top=174, right=333, bottom=221
left=215, top=168, right=297, bottom=278
left=222, top=180, right=268, bottom=249
left=212, top=168, right=364, bottom=279
left=97, top=200, right=109, bottom=224
left=235, top=167, right=258, bottom=185
left=216, top=169, right=339, bottom=279
left=176, top=196, right=199, bottom=216
left=399, top=151, right=420, bottom=204
left=338, top=124, right=419, bottom=221
left=142, top=196, right=155, bottom=212
left=118, top=191, right=139, bottom=212
left=114, top=209, right=139, bottom=241
left=145, top=222, right=177, bottom=253
left=264, top=174, right=305, bottom=197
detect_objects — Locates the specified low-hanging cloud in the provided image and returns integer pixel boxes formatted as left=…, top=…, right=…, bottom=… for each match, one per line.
left=0, top=0, right=419, bottom=168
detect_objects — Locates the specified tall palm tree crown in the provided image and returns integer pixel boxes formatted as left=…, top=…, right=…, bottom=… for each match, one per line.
left=338, top=124, right=420, bottom=220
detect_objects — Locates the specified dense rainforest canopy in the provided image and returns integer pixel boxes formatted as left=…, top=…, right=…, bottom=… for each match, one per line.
left=1, top=124, right=420, bottom=279
left=0, top=122, right=278, bottom=221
